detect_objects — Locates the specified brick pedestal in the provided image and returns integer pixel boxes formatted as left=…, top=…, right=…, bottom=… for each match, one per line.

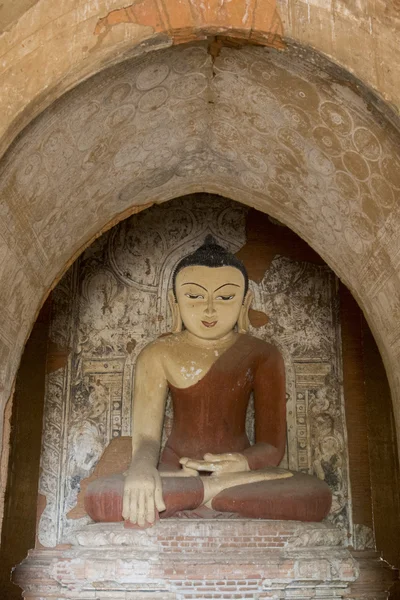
left=14, top=520, right=395, bottom=599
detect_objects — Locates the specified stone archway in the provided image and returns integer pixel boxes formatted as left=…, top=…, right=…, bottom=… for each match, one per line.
left=0, top=39, right=400, bottom=509
left=1, top=0, right=400, bottom=165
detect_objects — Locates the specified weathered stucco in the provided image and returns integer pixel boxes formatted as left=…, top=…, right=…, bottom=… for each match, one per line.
left=0, top=0, right=400, bottom=539
left=0, top=0, right=399, bottom=164
left=0, top=0, right=40, bottom=33
left=0, top=39, right=400, bottom=476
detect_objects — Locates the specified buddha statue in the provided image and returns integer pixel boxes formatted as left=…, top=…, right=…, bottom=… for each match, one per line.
left=84, top=236, right=332, bottom=527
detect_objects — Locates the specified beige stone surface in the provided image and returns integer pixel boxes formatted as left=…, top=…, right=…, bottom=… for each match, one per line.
left=14, top=520, right=397, bottom=597
left=0, top=0, right=40, bottom=33
left=0, top=40, right=399, bottom=475
left=0, top=0, right=400, bottom=538
left=0, top=392, right=13, bottom=535
left=15, top=520, right=363, bottom=598
left=0, top=0, right=399, bottom=165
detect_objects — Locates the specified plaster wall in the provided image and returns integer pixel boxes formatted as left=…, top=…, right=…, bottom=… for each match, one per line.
left=0, top=41, right=399, bottom=450
left=0, top=0, right=399, bottom=162
left=0, top=304, right=50, bottom=600
left=0, top=1, right=400, bottom=540
left=0, top=0, right=40, bottom=33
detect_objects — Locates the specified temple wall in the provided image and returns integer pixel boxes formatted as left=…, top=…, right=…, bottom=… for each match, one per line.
left=0, top=303, right=50, bottom=599
left=0, top=33, right=400, bottom=551
left=0, top=0, right=399, bottom=594
left=0, top=1, right=400, bottom=557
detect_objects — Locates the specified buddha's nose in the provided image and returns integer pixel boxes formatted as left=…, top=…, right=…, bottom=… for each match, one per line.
left=205, top=296, right=217, bottom=317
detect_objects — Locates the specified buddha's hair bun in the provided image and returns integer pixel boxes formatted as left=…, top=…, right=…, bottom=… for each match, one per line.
left=172, top=235, right=249, bottom=297
left=203, top=234, right=217, bottom=245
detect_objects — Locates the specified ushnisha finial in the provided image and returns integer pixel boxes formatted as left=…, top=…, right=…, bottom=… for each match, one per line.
left=172, top=236, right=249, bottom=297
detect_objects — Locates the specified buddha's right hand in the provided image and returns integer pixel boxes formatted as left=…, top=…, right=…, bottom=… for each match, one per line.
left=122, top=465, right=166, bottom=527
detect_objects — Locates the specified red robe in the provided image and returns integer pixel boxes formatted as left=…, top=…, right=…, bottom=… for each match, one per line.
left=84, top=335, right=332, bottom=523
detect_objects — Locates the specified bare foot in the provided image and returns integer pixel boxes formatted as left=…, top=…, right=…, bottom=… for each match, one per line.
left=201, top=467, right=293, bottom=506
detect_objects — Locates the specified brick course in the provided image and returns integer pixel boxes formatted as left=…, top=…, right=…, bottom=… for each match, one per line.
left=13, top=520, right=395, bottom=599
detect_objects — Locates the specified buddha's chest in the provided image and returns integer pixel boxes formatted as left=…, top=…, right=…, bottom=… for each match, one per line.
left=164, top=347, right=256, bottom=397
left=164, top=346, right=223, bottom=389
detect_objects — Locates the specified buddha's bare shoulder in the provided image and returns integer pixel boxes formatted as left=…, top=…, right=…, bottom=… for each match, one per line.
left=136, top=333, right=184, bottom=362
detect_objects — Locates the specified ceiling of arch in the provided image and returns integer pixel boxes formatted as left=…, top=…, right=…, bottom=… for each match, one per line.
left=0, top=42, right=400, bottom=347
left=0, top=0, right=39, bottom=32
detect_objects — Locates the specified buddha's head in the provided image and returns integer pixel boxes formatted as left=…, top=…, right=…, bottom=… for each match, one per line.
left=169, top=235, right=252, bottom=340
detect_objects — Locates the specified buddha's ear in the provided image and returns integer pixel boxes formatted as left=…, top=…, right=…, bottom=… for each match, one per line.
left=168, top=289, right=183, bottom=333
left=238, top=290, right=253, bottom=333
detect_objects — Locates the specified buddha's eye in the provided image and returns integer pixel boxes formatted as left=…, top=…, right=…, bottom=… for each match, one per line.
left=216, top=295, right=235, bottom=301
left=185, top=293, right=204, bottom=300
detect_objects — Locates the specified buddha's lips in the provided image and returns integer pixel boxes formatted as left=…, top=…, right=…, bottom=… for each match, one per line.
left=202, top=320, right=217, bottom=328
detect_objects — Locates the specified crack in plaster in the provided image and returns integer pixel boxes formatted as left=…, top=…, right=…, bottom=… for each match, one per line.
left=99, top=0, right=142, bottom=19
left=95, top=2, right=154, bottom=37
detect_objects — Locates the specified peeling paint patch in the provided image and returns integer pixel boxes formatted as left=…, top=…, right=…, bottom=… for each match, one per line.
left=92, top=20, right=154, bottom=53
left=249, top=308, right=269, bottom=328
left=306, top=0, right=332, bottom=9
left=126, top=339, right=137, bottom=354
left=46, top=342, right=71, bottom=373
left=98, top=0, right=141, bottom=20
left=35, top=493, right=47, bottom=549
left=236, top=211, right=323, bottom=284
left=95, top=5, right=134, bottom=36
left=94, top=3, right=156, bottom=39
left=250, top=2, right=285, bottom=49
left=94, top=0, right=285, bottom=51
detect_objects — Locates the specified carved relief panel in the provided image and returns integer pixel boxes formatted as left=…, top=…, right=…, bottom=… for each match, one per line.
left=38, top=195, right=351, bottom=547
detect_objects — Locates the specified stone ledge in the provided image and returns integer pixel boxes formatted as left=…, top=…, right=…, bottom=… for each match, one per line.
left=68, top=519, right=346, bottom=551
left=13, top=520, right=370, bottom=599
left=14, top=521, right=396, bottom=599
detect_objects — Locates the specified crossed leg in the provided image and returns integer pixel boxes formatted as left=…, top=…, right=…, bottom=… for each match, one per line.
left=84, top=467, right=331, bottom=525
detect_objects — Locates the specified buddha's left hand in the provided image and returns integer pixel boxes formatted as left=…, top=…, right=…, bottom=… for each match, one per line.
left=180, top=453, right=250, bottom=475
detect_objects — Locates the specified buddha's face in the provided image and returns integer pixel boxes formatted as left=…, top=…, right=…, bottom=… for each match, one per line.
left=175, top=265, right=246, bottom=340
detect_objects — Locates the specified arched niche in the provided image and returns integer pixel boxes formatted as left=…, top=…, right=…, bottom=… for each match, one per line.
left=3, top=194, right=399, bottom=600
left=0, top=40, right=400, bottom=487
left=1, top=0, right=400, bottom=163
